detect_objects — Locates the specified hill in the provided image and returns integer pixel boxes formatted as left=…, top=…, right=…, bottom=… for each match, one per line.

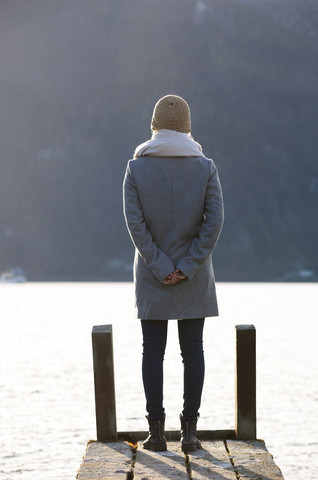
left=0, top=0, right=317, bottom=281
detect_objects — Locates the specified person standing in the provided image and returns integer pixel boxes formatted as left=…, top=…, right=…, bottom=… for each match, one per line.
left=123, top=94, right=224, bottom=452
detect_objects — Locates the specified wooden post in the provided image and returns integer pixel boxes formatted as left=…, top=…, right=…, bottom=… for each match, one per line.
left=235, top=324, right=256, bottom=440
left=92, top=325, right=117, bottom=442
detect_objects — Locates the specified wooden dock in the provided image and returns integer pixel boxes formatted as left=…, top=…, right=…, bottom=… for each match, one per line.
left=76, top=324, right=285, bottom=478
left=76, top=439, right=284, bottom=479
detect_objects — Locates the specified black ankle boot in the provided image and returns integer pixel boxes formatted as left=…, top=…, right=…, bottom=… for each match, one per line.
left=180, top=414, right=201, bottom=452
left=143, top=414, right=167, bottom=451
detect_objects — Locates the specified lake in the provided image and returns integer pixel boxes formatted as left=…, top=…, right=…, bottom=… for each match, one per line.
left=0, top=282, right=317, bottom=479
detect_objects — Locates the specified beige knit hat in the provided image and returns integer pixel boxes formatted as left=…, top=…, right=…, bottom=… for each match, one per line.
left=151, top=94, right=191, bottom=133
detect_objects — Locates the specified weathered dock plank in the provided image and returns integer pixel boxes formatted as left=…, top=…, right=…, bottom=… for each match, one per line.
left=134, top=441, right=187, bottom=479
left=189, top=441, right=237, bottom=479
left=118, top=429, right=236, bottom=442
left=76, top=441, right=131, bottom=480
left=227, top=440, right=285, bottom=479
left=77, top=440, right=285, bottom=480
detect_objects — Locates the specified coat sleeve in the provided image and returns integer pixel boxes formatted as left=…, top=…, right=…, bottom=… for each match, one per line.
left=123, top=162, right=175, bottom=283
left=177, top=164, right=224, bottom=280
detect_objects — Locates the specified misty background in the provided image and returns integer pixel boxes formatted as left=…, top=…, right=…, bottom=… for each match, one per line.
left=0, top=0, right=317, bottom=282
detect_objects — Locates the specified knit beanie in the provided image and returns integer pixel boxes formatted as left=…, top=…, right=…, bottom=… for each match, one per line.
left=151, top=94, right=191, bottom=133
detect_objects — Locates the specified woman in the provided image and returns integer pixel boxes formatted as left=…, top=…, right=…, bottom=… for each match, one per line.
left=123, top=94, right=224, bottom=452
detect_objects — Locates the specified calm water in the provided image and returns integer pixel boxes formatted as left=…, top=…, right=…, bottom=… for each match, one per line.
left=0, top=282, right=317, bottom=479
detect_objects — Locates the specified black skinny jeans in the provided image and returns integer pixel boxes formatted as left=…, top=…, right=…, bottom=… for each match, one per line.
left=141, top=318, right=205, bottom=422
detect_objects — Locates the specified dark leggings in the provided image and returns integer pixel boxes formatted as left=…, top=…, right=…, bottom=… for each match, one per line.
left=141, top=318, right=205, bottom=421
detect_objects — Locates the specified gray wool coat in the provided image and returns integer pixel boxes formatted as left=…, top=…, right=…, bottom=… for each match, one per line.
left=123, top=155, right=224, bottom=320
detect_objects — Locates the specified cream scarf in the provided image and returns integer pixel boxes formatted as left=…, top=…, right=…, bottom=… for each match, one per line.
left=134, top=129, right=204, bottom=158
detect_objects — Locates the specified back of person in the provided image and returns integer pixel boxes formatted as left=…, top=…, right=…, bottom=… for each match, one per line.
left=127, top=155, right=215, bottom=264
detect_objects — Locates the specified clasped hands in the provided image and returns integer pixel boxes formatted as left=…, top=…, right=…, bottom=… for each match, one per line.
left=162, top=268, right=187, bottom=286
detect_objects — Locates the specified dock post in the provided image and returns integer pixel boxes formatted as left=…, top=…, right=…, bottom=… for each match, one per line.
left=92, top=325, right=117, bottom=442
left=235, top=324, right=256, bottom=440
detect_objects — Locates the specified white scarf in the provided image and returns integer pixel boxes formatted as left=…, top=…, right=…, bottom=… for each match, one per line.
left=134, top=129, right=204, bottom=158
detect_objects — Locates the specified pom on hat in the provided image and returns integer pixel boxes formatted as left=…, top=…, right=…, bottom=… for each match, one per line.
left=151, top=94, right=191, bottom=133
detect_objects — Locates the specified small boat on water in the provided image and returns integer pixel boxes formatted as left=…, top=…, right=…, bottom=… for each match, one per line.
left=0, top=267, right=27, bottom=283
